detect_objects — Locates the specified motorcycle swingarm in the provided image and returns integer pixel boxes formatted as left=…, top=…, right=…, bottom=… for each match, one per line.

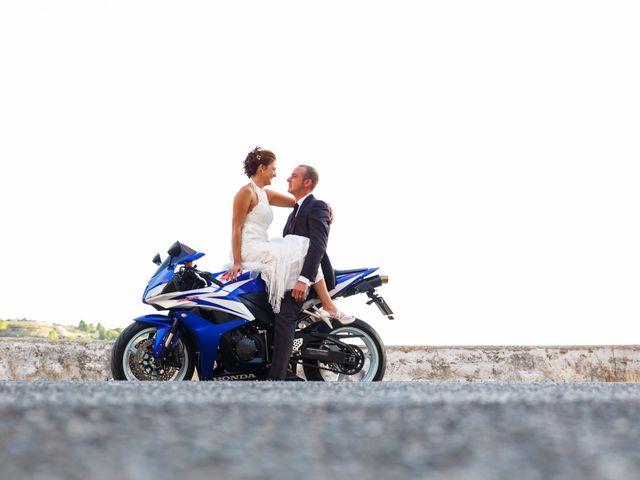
left=306, top=331, right=365, bottom=346
left=297, top=347, right=360, bottom=366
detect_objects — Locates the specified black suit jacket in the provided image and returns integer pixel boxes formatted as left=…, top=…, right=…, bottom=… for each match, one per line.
left=283, top=194, right=335, bottom=291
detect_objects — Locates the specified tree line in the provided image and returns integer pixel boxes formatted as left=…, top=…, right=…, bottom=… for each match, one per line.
left=77, top=320, right=122, bottom=340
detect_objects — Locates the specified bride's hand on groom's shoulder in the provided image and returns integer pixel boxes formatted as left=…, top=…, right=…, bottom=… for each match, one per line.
left=327, top=202, right=334, bottom=224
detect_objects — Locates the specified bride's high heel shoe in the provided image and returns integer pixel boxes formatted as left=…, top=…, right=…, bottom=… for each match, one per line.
left=330, top=309, right=356, bottom=325
left=304, top=307, right=333, bottom=328
left=317, top=307, right=355, bottom=326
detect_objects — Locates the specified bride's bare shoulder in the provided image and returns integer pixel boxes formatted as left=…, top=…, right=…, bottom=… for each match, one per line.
left=235, top=183, right=253, bottom=195
left=233, top=183, right=257, bottom=203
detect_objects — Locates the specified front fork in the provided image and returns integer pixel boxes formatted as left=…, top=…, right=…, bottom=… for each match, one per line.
left=152, top=317, right=181, bottom=360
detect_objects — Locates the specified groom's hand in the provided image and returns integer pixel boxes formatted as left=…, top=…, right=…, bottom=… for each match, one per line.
left=291, top=281, right=309, bottom=303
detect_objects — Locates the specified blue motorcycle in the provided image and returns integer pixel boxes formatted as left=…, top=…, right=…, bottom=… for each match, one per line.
left=111, top=241, right=394, bottom=382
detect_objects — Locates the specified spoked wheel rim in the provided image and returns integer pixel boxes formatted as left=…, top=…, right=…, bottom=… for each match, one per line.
left=122, top=327, right=190, bottom=381
left=317, top=326, right=380, bottom=382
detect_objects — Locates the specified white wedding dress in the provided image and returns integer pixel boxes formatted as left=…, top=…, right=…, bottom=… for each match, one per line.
left=237, top=181, right=321, bottom=313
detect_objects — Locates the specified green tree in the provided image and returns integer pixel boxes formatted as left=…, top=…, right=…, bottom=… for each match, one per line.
left=97, top=323, right=107, bottom=340
left=105, top=330, right=120, bottom=341
left=78, top=320, right=88, bottom=331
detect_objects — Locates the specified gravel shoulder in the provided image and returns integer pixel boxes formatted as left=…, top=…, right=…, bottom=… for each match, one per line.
left=1, top=381, right=640, bottom=480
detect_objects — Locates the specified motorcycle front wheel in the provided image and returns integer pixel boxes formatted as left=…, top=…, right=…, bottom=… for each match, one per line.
left=110, top=322, right=195, bottom=381
left=302, top=319, right=386, bottom=382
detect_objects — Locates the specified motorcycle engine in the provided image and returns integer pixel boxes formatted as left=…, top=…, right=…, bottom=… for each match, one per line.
left=235, top=336, right=258, bottom=361
left=220, top=328, right=265, bottom=372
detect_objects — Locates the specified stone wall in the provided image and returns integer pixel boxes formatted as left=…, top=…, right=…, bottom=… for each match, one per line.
left=0, top=338, right=113, bottom=381
left=385, top=345, right=640, bottom=382
left=1, top=338, right=639, bottom=381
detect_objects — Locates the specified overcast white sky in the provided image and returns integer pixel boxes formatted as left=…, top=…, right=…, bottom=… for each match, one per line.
left=1, top=1, right=639, bottom=345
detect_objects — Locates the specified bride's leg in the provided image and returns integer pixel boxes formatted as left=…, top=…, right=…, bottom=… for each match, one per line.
left=312, top=278, right=337, bottom=316
left=312, top=279, right=355, bottom=324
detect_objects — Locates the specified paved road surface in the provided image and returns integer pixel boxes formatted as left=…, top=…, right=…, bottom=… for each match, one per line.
left=1, top=381, right=639, bottom=479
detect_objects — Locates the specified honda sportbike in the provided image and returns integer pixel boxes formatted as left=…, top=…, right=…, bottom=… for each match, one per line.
left=111, top=241, right=394, bottom=382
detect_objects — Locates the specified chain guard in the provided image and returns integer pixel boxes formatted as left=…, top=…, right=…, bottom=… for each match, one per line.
left=297, top=335, right=366, bottom=375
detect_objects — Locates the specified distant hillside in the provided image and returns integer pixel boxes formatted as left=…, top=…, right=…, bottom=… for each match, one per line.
left=0, top=319, right=122, bottom=341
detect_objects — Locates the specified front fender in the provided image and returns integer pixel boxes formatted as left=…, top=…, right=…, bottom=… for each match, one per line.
left=134, top=314, right=173, bottom=327
left=133, top=314, right=173, bottom=359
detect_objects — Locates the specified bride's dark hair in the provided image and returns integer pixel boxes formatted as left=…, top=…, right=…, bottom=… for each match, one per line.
left=244, top=147, right=276, bottom=178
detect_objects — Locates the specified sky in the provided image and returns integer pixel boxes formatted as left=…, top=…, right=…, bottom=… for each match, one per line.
left=1, top=1, right=639, bottom=346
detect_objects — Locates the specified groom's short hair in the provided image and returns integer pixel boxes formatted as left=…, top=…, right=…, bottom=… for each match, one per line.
left=300, top=165, right=319, bottom=189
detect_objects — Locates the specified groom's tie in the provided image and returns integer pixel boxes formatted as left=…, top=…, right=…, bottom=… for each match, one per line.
left=288, top=203, right=299, bottom=234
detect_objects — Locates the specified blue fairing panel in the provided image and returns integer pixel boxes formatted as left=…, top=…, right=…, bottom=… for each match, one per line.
left=233, top=275, right=266, bottom=295
left=178, top=252, right=205, bottom=264
left=134, top=312, right=250, bottom=379
left=143, top=268, right=174, bottom=298
left=176, top=311, right=249, bottom=380
left=331, top=268, right=379, bottom=297
left=335, top=268, right=378, bottom=285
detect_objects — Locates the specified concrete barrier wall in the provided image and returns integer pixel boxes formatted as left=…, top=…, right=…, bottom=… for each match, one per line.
left=1, top=338, right=639, bottom=381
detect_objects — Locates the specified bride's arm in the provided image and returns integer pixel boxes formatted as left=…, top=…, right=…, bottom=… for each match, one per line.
left=265, top=189, right=295, bottom=208
left=226, top=187, right=252, bottom=280
left=265, top=189, right=334, bottom=223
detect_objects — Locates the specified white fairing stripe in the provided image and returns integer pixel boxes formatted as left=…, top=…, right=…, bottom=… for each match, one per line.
left=302, top=271, right=376, bottom=310
left=145, top=283, right=167, bottom=299
left=145, top=279, right=256, bottom=320
left=330, top=275, right=362, bottom=296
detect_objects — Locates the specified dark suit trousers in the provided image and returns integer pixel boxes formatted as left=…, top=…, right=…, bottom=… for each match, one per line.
left=268, top=294, right=302, bottom=379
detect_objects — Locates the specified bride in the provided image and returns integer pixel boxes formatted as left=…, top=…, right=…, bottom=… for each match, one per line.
left=224, top=147, right=353, bottom=323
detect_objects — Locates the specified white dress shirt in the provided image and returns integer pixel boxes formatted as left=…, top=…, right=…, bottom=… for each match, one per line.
left=295, top=193, right=314, bottom=286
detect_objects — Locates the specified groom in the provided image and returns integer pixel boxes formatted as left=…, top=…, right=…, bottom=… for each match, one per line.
left=267, top=165, right=335, bottom=380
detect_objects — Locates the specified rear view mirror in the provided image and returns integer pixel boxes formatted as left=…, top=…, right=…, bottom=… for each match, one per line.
left=152, top=253, right=161, bottom=265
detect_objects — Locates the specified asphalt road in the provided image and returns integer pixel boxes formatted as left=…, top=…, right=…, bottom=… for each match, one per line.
left=1, top=381, right=639, bottom=480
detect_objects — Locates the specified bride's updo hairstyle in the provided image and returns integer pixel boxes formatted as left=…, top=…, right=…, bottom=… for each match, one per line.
left=244, top=147, right=276, bottom=178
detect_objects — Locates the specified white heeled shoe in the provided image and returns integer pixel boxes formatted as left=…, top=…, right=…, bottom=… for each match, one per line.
left=331, top=309, right=356, bottom=325
left=304, top=308, right=333, bottom=328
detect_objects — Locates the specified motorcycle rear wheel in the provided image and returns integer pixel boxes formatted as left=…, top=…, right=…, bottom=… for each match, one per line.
left=302, top=319, right=386, bottom=382
left=110, top=322, right=195, bottom=381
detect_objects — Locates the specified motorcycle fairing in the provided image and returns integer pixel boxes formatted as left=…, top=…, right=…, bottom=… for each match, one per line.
left=134, top=312, right=250, bottom=380
left=143, top=246, right=206, bottom=302
left=332, top=268, right=378, bottom=297
left=143, top=278, right=256, bottom=320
